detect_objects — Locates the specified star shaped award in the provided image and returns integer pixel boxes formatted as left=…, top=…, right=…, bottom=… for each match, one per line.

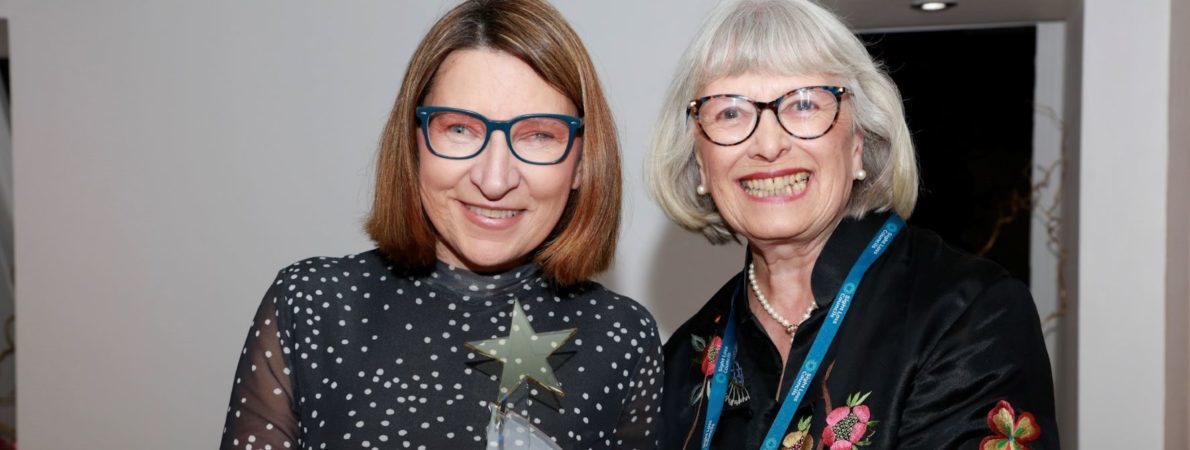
left=465, top=299, right=575, bottom=450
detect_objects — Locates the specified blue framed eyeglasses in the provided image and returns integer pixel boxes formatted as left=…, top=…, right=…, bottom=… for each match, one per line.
left=415, top=106, right=583, bottom=165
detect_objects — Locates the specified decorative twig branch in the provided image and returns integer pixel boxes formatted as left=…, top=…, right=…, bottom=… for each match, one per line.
left=1031, top=105, right=1069, bottom=331
left=975, top=104, right=1067, bottom=335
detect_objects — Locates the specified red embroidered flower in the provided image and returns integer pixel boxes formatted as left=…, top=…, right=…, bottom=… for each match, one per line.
left=822, top=392, right=873, bottom=449
left=979, top=400, right=1040, bottom=450
left=688, top=334, right=750, bottom=407
left=699, top=336, right=722, bottom=376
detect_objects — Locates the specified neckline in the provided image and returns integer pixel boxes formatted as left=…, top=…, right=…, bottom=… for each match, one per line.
left=727, top=211, right=897, bottom=326
left=423, top=260, right=544, bottom=297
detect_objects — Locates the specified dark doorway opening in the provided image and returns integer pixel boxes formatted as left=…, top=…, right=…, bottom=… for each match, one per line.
left=861, top=26, right=1037, bottom=283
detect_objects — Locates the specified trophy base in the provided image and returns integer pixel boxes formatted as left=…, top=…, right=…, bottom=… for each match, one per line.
left=485, top=404, right=562, bottom=450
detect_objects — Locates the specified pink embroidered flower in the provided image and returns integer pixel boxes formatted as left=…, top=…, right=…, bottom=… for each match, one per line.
left=700, top=336, right=722, bottom=376
left=822, top=392, right=873, bottom=449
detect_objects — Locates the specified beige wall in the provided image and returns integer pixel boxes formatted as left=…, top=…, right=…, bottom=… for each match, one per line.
left=1170, top=0, right=1190, bottom=446
left=1059, top=1, right=1083, bottom=445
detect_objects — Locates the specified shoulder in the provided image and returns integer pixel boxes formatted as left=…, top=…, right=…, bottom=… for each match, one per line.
left=892, top=225, right=1041, bottom=348
left=269, top=249, right=394, bottom=288
left=273, top=249, right=392, bottom=279
left=261, top=249, right=396, bottom=316
left=898, top=226, right=1012, bottom=289
left=895, top=226, right=1032, bottom=309
left=562, top=281, right=660, bottom=335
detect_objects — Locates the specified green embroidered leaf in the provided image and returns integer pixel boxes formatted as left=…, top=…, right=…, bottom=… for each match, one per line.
left=796, top=415, right=812, bottom=431
left=854, top=391, right=872, bottom=406
left=692, top=335, right=706, bottom=351
left=690, top=383, right=704, bottom=406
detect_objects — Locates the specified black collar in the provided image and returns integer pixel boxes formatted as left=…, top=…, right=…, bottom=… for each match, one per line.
left=808, top=211, right=894, bottom=307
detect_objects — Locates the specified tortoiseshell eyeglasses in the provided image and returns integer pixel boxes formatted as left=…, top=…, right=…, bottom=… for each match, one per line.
left=687, top=85, right=848, bottom=146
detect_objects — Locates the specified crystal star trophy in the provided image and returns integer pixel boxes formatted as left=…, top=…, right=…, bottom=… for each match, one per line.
left=466, top=299, right=575, bottom=450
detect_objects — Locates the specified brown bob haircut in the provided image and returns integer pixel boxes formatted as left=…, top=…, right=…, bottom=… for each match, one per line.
left=365, top=0, right=621, bottom=286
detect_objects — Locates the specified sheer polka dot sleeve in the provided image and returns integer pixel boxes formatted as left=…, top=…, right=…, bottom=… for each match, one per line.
left=608, top=315, right=663, bottom=449
left=220, top=273, right=301, bottom=450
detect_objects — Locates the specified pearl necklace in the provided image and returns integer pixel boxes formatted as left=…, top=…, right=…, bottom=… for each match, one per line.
left=748, top=262, right=818, bottom=335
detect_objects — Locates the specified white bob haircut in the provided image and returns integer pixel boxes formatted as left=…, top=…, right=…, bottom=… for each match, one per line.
left=646, top=0, right=919, bottom=244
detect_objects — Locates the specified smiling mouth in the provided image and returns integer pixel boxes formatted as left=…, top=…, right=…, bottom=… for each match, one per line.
left=466, top=205, right=523, bottom=219
left=739, top=172, right=810, bottom=198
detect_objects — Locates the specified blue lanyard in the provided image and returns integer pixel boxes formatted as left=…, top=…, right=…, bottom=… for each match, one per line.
left=700, top=215, right=904, bottom=450
left=700, top=270, right=742, bottom=450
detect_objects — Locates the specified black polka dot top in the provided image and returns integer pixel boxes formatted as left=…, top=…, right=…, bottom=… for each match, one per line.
left=219, top=249, right=663, bottom=450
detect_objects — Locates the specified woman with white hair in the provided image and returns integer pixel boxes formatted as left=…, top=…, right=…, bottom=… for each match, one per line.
left=649, top=1, right=1058, bottom=448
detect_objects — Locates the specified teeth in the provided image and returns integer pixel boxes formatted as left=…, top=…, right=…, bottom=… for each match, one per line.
left=739, top=172, right=810, bottom=197
left=468, top=206, right=520, bottom=219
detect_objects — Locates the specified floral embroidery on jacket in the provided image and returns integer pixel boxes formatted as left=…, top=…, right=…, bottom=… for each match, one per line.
left=781, top=416, right=814, bottom=450
left=822, top=391, right=877, bottom=448
left=979, top=400, right=1040, bottom=450
left=688, top=334, right=750, bottom=407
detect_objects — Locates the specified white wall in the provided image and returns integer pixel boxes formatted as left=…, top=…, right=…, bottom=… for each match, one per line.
left=1078, top=0, right=1174, bottom=447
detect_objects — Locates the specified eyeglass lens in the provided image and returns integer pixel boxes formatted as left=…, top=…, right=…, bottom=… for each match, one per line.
left=697, top=87, right=840, bottom=145
left=424, top=111, right=573, bottom=164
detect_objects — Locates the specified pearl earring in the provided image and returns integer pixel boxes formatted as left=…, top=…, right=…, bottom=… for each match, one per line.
left=696, top=184, right=708, bottom=196
left=855, top=169, right=867, bottom=181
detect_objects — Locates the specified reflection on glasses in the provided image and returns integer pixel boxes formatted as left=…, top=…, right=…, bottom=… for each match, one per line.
left=415, top=106, right=583, bottom=165
left=687, top=85, right=847, bottom=146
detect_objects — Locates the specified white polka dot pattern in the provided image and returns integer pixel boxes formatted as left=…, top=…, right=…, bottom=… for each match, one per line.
left=219, top=250, right=663, bottom=449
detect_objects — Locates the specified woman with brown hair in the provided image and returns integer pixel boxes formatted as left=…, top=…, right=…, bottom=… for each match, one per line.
left=218, top=1, right=661, bottom=449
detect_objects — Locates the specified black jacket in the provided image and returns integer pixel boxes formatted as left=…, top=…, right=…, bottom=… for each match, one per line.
left=661, top=212, right=1059, bottom=449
